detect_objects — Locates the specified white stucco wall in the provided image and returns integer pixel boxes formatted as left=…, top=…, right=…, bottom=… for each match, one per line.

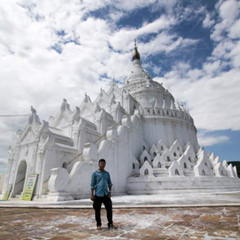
left=142, top=116, right=198, bottom=149
left=0, top=174, right=6, bottom=193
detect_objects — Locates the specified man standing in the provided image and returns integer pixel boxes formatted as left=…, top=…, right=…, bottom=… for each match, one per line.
left=91, top=159, right=116, bottom=230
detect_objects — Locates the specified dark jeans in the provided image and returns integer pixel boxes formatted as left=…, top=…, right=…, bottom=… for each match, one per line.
left=93, top=195, right=113, bottom=227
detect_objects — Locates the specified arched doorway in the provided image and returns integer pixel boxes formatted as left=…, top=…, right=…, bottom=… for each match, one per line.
left=12, top=160, right=27, bottom=197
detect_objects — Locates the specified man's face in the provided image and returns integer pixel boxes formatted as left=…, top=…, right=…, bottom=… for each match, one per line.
left=98, top=161, right=106, bottom=171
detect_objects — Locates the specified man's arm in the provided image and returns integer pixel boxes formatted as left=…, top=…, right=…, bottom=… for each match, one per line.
left=90, top=172, right=96, bottom=201
left=107, top=172, right=113, bottom=198
left=107, top=185, right=111, bottom=198
left=91, top=188, right=95, bottom=201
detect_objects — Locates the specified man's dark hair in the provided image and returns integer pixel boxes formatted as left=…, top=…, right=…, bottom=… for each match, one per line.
left=99, top=159, right=106, bottom=163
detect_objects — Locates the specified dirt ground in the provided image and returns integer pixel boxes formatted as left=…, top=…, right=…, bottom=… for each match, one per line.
left=0, top=207, right=240, bottom=240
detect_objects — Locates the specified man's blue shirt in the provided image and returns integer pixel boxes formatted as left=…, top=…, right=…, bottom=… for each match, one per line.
left=91, top=170, right=112, bottom=197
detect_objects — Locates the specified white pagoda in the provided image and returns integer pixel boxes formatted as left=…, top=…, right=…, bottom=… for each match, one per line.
left=2, top=42, right=240, bottom=201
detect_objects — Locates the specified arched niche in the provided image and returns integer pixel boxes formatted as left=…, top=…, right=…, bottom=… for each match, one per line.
left=12, top=160, right=27, bottom=197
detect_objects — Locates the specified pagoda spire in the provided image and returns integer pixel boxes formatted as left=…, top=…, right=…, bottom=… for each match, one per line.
left=132, top=38, right=140, bottom=61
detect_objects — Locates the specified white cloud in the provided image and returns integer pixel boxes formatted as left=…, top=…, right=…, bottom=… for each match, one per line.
left=212, top=40, right=235, bottom=59
left=187, top=69, right=203, bottom=80
left=153, top=65, right=161, bottom=75
left=219, top=0, right=239, bottom=22
left=113, top=0, right=156, bottom=11
left=229, top=19, right=240, bottom=39
left=138, top=34, right=198, bottom=59
left=0, top=158, right=7, bottom=175
left=229, top=41, right=240, bottom=68
left=202, top=13, right=214, bottom=28
left=0, top=117, right=25, bottom=170
left=211, top=0, right=240, bottom=42
left=0, top=158, right=8, bottom=165
left=198, top=134, right=229, bottom=147
left=208, top=0, right=240, bottom=70
left=109, top=15, right=176, bottom=51
left=109, top=11, right=125, bottom=22
left=203, top=60, right=221, bottom=76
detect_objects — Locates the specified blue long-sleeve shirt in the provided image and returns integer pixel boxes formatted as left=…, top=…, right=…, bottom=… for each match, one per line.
left=91, top=170, right=112, bottom=197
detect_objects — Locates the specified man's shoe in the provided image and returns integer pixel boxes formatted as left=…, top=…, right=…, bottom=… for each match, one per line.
left=97, top=226, right=102, bottom=230
left=108, top=224, right=117, bottom=229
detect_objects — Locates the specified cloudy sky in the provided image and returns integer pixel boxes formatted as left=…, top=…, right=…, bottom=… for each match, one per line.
left=0, top=0, right=240, bottom=174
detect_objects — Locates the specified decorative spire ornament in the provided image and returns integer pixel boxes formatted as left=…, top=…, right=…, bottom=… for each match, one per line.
left=133, top=38, right=140, bottom=61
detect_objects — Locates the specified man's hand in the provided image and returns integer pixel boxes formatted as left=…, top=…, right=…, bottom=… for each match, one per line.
left=91, top=195, right=95, bottom=201
left=107, top=192, right=111, bottom=198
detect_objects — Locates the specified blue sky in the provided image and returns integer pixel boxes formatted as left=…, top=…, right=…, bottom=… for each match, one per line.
left=0, top=0, right=240, bottom=175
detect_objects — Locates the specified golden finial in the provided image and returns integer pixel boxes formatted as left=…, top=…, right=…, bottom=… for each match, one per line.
left=133, top=38, right=140, bottom=61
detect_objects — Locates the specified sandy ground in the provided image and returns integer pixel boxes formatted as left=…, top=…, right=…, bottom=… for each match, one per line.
left=0, top=206, right=240, bottom=240
left=1, top=192, right=240, bottom=239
